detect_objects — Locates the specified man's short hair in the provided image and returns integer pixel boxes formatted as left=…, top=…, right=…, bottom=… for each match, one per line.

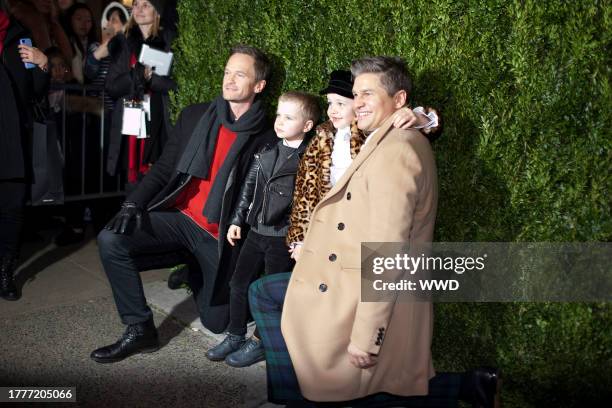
left=279, top=91, right=321, bottom=123
left=350, top=56, right=412, bottom=97
left=230, top=45, right=272, bottom=83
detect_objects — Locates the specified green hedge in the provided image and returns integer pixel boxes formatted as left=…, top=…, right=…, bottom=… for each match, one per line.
left=172, top=1, right=611, bottom=406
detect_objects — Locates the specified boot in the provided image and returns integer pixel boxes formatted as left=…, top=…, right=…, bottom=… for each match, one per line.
left=460, top=367, right=502, bottom=408
left=205, top=333, right=245, bottom=361
left=225, top=336, right=265, bottom=367
left=90, top=319, right=159, bottom=363
left=0, top=254, right=20, bottom=301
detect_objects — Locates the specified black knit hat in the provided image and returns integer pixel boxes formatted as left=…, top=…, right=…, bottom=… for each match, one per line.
left=147, top=0, right=165, bottom=14
left=319, top=70, right=354, bottom=99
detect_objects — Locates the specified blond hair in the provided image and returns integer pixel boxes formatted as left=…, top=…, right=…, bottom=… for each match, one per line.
left=278, top=91, right=321, bottom=123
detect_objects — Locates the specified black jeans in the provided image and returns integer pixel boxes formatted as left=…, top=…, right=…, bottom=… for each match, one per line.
left=97, top=210, right=219, bottom=326
left=0, top=180, right=27, bottom=258
left=227, top=231, right=294, bottom=336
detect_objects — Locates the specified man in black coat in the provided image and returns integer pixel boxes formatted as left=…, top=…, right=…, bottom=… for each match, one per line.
left=91, top=45, right=277, bottom=363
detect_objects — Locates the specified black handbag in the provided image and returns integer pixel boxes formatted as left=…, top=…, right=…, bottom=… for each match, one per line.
left=30, top=101, right=65, bottom=206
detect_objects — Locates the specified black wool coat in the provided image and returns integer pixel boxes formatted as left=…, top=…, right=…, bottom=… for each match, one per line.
left=1, top=20, right=48, bottom=180
left=126, top=102, right=276, bottom=333
left=105, top=26, right=177, bottom=176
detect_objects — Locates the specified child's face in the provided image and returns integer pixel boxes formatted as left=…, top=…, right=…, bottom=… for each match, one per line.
left=50, top=56, right=68, bottom=83
left=326, top=93, right=355, bottom=130
left=274, top=100, right=313, bottom=142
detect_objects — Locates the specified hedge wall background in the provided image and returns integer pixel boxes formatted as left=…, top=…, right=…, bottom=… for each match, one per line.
left=172, top=1, right=611, bottom=406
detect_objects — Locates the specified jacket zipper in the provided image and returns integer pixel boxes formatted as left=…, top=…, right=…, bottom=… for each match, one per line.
left=246, top=166, right=260, bottom=222
left=147, top=174, right=191, bottom=211
left=255, top=154, right=269, bottom=223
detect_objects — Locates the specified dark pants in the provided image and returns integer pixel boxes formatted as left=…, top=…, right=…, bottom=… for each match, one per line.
left=0, top=180, right=27, bottom=258
left=97, top=210, right=218, bottom=325
left=249, top=273, right=461, bottom=407
left=227, top=231, right=294, bottom=336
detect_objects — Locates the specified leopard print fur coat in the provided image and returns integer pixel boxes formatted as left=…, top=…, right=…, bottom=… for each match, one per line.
left=286, top=119, right=367, bottom=245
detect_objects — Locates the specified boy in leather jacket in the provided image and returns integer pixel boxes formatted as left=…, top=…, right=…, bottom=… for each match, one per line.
left=205, top=91, right=320, bottom=367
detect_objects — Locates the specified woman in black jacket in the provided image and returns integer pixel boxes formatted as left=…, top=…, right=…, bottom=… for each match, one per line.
left=1, top=1, right=48, bottom=301
left=105, top=0, right=176, bottom=188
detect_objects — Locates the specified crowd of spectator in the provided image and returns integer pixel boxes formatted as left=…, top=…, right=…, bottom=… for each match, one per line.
left=1, top=0, right=177, bottom=297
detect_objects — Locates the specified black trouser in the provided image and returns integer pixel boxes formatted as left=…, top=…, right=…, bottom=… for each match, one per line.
left=227, top=231, right=294, bottom=336
left=97, top=210, right=218, bottom=325
left=0, top=180, right=27, bottom=258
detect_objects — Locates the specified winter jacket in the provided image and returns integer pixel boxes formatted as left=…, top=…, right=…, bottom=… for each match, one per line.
left=105, top=25, right=176, bottom=176
left=229, top=139, right=309, bottom=229
left=126, top=102, right=276, bottom=332
left=1, top=20, right=48, bottom=180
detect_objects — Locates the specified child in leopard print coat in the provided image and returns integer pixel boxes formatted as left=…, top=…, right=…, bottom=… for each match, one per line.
left=287, top=70, right=439, bottom=260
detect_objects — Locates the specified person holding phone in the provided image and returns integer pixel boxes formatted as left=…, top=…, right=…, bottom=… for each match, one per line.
left=105, top=0, right=176, bottom=189
left=0, top=0, right=48, bottom=301
left=85, top=2, right=129, bottom=111
left=7, top=0, right=73, bottom=63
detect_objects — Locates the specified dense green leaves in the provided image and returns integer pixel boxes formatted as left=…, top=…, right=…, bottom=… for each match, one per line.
left=172, top=1, right=611, bottom=406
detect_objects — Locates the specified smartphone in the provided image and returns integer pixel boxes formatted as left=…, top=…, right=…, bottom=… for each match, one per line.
left=19, top=38, right=36, bottom=69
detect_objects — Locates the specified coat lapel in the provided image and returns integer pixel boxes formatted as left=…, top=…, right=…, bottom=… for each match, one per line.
left=316, top=114, right=397, bottom=208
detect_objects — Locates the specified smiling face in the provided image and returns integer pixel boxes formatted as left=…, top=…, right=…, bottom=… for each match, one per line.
left=132, top=0, right=157, bottom=26
left=352, top=73, right=405, bottom=132
left=222, top=53, right=266, bottom=104
left=326, top=93, right=355, bottom=130
left=274, top=100, right=313, bottom=142
left=71, top=8, right=93, bottom=39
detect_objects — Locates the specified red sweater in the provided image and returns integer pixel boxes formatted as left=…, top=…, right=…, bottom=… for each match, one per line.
left=173, top=125, right=237, bottom=238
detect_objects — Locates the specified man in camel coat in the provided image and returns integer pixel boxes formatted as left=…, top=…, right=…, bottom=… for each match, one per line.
left=250, top=56, right=500, bottom=408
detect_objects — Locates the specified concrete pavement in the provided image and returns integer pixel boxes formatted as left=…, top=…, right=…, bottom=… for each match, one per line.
left=0, top=227, right=274, bottom=407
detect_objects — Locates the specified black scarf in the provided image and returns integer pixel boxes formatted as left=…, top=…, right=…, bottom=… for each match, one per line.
left=176, top=96, right=267, bottom=223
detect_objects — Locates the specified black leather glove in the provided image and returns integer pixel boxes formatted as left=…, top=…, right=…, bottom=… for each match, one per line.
left=105, top=201, right=144, bottom=235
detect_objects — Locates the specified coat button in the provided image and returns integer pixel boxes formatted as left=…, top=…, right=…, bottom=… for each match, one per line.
left=346, top=192, right=351, bottom=200
left=375, top=340, right=381, bottom=346
left=328, top=253, right=337, bottom=262
left=319, top=283, right=328, bottom=292
left=337, top=222, right=345, bottom=230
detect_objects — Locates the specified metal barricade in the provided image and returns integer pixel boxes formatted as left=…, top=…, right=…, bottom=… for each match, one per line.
left=51, top=83, right=125, bottom=202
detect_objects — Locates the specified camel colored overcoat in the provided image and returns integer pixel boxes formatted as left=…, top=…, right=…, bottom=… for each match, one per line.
left=281, top=113, right=438, bottom=402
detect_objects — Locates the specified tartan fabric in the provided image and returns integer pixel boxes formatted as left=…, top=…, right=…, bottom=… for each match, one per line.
left=249, top=273, right=462, bottom=407
left=249, top=272, right=301, bottom=404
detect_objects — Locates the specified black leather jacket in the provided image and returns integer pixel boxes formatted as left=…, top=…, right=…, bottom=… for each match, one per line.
left=229, top=139, right=309, bottom=228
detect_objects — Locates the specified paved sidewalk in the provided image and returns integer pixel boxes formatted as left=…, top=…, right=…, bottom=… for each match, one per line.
left=0, top=229, right=274, bottom=407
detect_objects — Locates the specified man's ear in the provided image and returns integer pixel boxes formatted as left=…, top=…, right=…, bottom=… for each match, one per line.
left=303, top=119, right=314, bottom=133
left=393, top=90, right=407, bottom=109
left=254, top=80, right=267, bottom=94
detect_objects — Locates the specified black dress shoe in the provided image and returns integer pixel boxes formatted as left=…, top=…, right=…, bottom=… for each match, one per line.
left=225, top=336, right=265, bottom=367
left=0, top=255, right=20, bottom=301
left=206, top=334, right=245, bottom=361
left=90, top=319, right=159, bottom=363
left=460, top=367, right=501, bottom=408
left=167, top=264, right=190, bottom=290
